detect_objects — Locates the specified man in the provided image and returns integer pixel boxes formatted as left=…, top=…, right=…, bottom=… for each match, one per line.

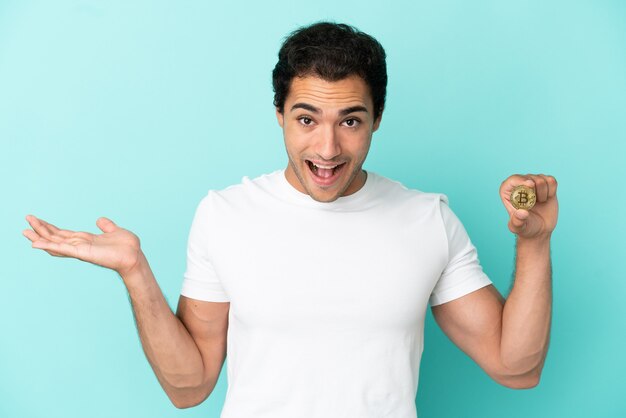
left=23, top=22, right=558, bottom=417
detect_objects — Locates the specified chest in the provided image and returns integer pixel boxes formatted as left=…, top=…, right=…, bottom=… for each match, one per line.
left=208, top=206, right=447, bottom=333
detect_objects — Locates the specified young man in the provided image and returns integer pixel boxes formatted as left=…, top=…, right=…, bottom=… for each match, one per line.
left=23, top=22, right=558, bottom=418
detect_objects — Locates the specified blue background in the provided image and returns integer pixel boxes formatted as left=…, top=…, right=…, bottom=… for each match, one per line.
left=1, top=1, right=625, bottom=417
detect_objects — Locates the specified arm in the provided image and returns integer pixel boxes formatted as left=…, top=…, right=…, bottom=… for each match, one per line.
left=23, top=215, right=228, bottom=407
left=432, top=174, right=558, bottom=389
left=123, top=257, right=229, bottom=408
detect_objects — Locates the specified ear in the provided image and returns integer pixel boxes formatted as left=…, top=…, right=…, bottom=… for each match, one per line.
left=276, top=108, right=284, bottom=128
left=372, top=111, right=383, bottom=132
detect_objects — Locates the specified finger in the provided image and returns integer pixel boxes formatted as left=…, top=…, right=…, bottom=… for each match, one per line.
left=25, top=215, right=65, bottom=243
left=37, top=218, right=72, bottom=238
left=508, top=209, right=529, bottom=234
left=522, top=177, right=536, bottom=189
left=42, top=248, right=68, bottom=258
left=31, top=239, right=78, bottom=258
left=26, top=215, right=53, bottom=238
left=546, top=175, right=558, bottom=198
left=70, top=231, right=94, bottom=241
left=44, top=250, right=68, bottom=258
left=501, top=195, right=518, bottom=215
left=529, top=174, right=549, bottom=203
left=27, top=235, right=68, bottom=257
left=500, top=175, right=530, bottom=196
left=96, top=217, right=118, bottom=233
left=24, top=220, right=79, bottom=257
left=22, top=229, right=41, bottom=242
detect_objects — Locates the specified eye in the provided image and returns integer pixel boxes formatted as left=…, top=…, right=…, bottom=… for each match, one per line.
left=342, top=118, right=361, bottom=128
left=298, top=116, right=314, bottom=126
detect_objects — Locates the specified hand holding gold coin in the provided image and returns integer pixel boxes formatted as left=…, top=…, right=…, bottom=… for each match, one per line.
left=499, top=174, right=559, bottom=240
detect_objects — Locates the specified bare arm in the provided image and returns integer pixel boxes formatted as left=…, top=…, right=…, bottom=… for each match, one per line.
left=123, top=256, right=229, bottom=407
left=432, top=174, right=557, bottom=388
left=23, top=215, right=228, bottom=408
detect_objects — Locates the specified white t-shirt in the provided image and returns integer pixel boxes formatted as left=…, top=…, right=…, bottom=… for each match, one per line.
left=181, top=169, right=492, bottom=418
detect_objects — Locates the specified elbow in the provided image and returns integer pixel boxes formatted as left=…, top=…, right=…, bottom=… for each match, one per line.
left=162, top=377, right=214, bottom=409
left=171, top=397, right=203, bottom=410
left=499, top=372, right=541, bottom=389
left=171, top=398, right=194, bottom=409
left=497, top=351, right=545, bottom=389
left=494, top=365, right=542, bottom=389
left=167, top=389, right=210, bottom=409
left=524, top=373, right=541, bottom=389
left=160, top=366, right=221, bottom=409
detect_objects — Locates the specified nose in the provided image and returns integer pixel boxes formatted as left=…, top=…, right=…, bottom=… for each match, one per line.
left=315, top=125, right=341, bottom=160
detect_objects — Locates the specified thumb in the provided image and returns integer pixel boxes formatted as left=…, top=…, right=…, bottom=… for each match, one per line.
left=508, top=209, right=529, bottom=234
left=96, top=217, right=118, bottom=233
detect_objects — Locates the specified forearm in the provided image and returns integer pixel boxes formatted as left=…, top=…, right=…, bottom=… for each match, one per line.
left=121, top=252, right=209, bottom=401
left=500, top=235, right=552, bottom=375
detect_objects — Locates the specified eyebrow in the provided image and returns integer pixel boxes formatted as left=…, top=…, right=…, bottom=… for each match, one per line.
left=290, top=102, right=369, bottom=117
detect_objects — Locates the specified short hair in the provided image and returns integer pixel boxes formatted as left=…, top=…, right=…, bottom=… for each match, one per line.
left=272, top=21, right=387, bottom=121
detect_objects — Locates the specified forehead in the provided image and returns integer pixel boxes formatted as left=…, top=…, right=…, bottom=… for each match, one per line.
left=286, top=75, right=373, bottom=110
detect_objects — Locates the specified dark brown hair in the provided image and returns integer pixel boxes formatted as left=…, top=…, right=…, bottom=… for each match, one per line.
left=272, top=21, right=387, bottom=121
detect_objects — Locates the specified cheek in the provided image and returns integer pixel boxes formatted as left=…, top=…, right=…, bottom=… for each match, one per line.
left=283, top=128, right=307, bottom=157
left=343, top=133, right=372, bottom=155
left=285, top=125, right=314, bottom=146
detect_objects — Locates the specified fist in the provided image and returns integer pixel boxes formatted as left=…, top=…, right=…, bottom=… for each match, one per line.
left=499, top=174, right=558, bottom=239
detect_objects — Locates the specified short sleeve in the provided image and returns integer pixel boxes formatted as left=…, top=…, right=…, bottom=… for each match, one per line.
left=180, top=193, right=231, bottom=302
left=429, top=197, right=492, bottom=306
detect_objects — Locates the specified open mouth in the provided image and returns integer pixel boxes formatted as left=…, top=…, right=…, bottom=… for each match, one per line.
left=306, top=160, right=346, bottom=185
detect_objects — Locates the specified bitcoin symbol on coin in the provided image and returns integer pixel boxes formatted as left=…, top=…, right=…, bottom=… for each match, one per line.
left=517, top=191, right=528, bottom=205
left=510, top=185, right=536, bottom=210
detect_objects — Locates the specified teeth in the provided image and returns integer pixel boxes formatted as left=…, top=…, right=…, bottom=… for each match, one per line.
left=312, top=163, right=339, bottom=169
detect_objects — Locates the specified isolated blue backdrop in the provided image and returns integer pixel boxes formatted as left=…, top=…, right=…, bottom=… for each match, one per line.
left=1, top=1, right=625, bottom=417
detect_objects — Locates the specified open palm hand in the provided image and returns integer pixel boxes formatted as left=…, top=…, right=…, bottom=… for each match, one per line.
left=23, top=215, right=142, bottom=276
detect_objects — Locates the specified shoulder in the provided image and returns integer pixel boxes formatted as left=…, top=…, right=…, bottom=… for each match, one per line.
left=194, top=170, right=284, bottom=218
left=371, top=172, right=449, bottom=212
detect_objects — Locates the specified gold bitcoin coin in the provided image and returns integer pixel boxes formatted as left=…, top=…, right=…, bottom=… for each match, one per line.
left=510, top=185, right=536, bottom=210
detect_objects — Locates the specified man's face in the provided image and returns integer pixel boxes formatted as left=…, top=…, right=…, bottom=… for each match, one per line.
left=276, top=74, right=382, bottom=203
